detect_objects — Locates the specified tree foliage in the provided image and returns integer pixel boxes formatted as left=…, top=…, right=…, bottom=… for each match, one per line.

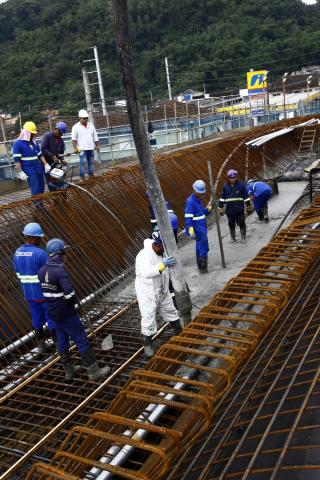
left=0, top=0, right=319, bottom=112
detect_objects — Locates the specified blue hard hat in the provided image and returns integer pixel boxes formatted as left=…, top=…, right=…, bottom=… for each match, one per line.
left=151, top=230, right=163, bottom=245
left=169, top=212, right=178, bottom=230
left=55, top=122, right=67, bottom=134
left=23, top=223, right=44, bottom=237
left=193, top=180, right=206, bottom=194
left=46, top=238, right=65, bottom=255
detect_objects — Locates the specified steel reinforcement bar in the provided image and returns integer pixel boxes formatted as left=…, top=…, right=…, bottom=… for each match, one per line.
left=26, top=198, right=320, bottom=479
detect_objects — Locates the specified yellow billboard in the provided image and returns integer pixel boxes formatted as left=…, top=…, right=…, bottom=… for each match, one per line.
left=247, top=70, right=268, bottom=95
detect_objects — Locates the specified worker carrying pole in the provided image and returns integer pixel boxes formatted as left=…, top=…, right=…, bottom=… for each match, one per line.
left=112, top=0, right=192, bottom=325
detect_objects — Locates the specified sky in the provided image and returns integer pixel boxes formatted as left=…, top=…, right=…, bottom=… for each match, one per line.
left=301, top=0, right=317, bottom=3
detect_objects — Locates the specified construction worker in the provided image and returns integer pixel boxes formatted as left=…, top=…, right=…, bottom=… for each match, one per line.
left=13, top=121, right=50, bottom=196
left=185, top=180, right=212, bottom=273
left=146, top=191, right=178, bottom=241
left=71, top=109, right=100, bottom=180
left=247, top=179, right=272, bottom=222
left=13, top=223, right=56, bottom=354
left=41, top=121, right=68, bottom=191
left=219, top=169, right=252, bottom=243
left=135, top=231, right=182, bottom=359
left=38, top=238, right=111, bottom=382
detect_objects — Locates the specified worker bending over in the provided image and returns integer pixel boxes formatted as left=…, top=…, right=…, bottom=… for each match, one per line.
left=146, top=191, right=178, bottom=241
left=219, top=169, right=252, bottom=243
left=247, top=179, right=272, bottom=222
left=14, top=223, right=56, bottom=354
left=185, top=180, right=212, bottom=273
left=135, top=231, right=182, bottom=359
left=38, top=238, right=110, bottom=382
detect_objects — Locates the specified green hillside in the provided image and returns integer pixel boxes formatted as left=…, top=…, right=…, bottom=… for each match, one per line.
left=0, top=0, right=319, bottom=113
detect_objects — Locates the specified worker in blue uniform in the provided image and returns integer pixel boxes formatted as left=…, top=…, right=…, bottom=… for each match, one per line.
left=38, top=238, right=111, bottom=382
left=247, top=179, right=272, bottom=222
left=219, top=169, right=252, bottom=243
left=13, top=121, right=50, bottom=196
left=13, top=222, right=56, bottom=354
left=146, top=191, right=178, bottom=240
left=185, top=180, right=212, bottom=273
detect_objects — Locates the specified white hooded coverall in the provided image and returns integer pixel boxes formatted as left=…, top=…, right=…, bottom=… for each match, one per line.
left=135, top=238, right=179, bottom=336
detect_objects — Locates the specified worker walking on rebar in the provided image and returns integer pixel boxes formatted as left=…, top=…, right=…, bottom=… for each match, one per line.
left=38, top=238, right=111, bottom=382
left=219, top=169, right=252, bottom=244
left=13, top=223, right=56, bottom=355
left=71, top=110, right=100, bottom=181
left=13, top=121, right=51, bottom=196
left=135, top=231, right=182, bottom=359
left=247, top=179, right=272, bottom=222
left=185, top=180, right=212, bottom=273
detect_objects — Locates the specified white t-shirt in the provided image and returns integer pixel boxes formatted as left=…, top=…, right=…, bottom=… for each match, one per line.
left=71, top=122, right=99, bottom=151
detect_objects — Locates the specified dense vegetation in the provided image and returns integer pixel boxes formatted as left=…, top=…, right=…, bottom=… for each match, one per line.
left=0, top=0, right=319, bottom=113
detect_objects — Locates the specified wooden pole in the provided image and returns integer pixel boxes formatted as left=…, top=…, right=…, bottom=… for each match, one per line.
left=112, top=0, right=192, bottom=324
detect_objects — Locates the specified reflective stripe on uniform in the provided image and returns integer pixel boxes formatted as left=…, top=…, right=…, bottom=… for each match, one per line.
left=43, top=292, right=64, bottom=298
left=151, top=219, right=157, bottom=223
left=19, top=274, right=40, bottom=283
left=13, top=153, right=22, bottom=158
left=244, top=197, right=251, bottom=202
left=167, top=209, right=174, bottom=213
left=224, top=197, right=244, bottom=202
left=193, top=215, right=205, bottom=220
left=21, top=156, right=39, bottom=161
left=64, top=290, right=75, bottom=299
left=185, top=213, right=194, bottom=218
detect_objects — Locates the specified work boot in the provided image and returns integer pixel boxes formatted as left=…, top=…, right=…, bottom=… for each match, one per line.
left=50, top=329, right=58, bottom=351
left=81, top=348, right=111, bottom=381
left=170, top=320, right=182, bottom=335
left=198, top=257, right=208, bottom=274
left=229, top=227, right=237, bottom=242
left=240, top=226, right=247, bottom=244
left=143, top=335, right=154, bottom=359
left=34, top=328, right=46, bottom=355
left=263, top=205, right=269, bottom=222
left=61, top=352, right=81, bottom=381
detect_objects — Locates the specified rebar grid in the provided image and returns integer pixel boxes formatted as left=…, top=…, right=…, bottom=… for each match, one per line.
left=26, top=198, right=320, bottom=480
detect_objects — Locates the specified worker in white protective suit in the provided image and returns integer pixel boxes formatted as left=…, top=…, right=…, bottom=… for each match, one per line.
left=135, top=231, right=182, bottom=359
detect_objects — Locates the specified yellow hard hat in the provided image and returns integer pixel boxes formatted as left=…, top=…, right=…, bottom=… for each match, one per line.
left=23, top=121, right=37, bottom=134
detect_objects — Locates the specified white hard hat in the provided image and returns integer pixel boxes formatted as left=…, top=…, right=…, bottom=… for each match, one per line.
left=78, top=109, right=89, bottom=118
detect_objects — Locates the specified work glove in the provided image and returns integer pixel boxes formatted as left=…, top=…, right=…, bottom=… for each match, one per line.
left=219, top=208, right=224, bottom=216
left=44, top=163, right=51, bottom=173
left=159, top=256, right=175, bottom=273
left=16, top=171, right=28, bottom=181
left=246, top=205, right=253, bottom=214
left=187, top=227, right=196, bottom=240
left=163, top=256, right=175, bottom=267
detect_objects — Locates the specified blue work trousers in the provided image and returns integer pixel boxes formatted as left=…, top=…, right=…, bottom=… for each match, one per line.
left=27, top=172, right=45, bottom=196
left=79, top=150, right=94, bottom=177
left=254, top=191, right=271, bottom=213
left=196, top=237, right=209, bottom=259
left=28, top=300, right=54, bottom=331
left=53, top=314, right=90, bottom=355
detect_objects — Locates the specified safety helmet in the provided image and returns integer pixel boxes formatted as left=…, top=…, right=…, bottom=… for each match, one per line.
left=227, top=169, right=238, bottom=179
left=23, top=222, right=44, bottom=237
left=78, top=109, right=89, bottom=118
left=55, top=121, right=67, bottom=134
left=247, top=179, right=255, bottom=184
left=169, top=211, right=178, bottom=230
left=23, top=121, right=37, bottom=134
left=46, top=238, right=66, bottom=255
left=192, top=180, right=206, bottom=194
left=151, top=230, right=163, bottom=245
left=145, top=191, right=150, bottom=199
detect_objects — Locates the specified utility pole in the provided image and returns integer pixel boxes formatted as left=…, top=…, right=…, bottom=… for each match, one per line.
left=165, top=57, right=173, bottom=101
left=307, top=75, right=313, bottom=112
left=93, top=46, right=107, bottom=116
left=282, top=72, right=288, bottom=119
left=82, top=66, right=94, bottom=124
left=0, top=116, right=14, bottom=179
left=112, top=0, right=192, bottom=324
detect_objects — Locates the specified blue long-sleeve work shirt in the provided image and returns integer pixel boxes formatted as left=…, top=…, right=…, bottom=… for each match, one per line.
left=219, top=181, right=251, bottom=216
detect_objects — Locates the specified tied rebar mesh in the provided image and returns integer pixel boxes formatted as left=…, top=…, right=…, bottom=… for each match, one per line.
left=26, top=198, right=320, bottom=480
